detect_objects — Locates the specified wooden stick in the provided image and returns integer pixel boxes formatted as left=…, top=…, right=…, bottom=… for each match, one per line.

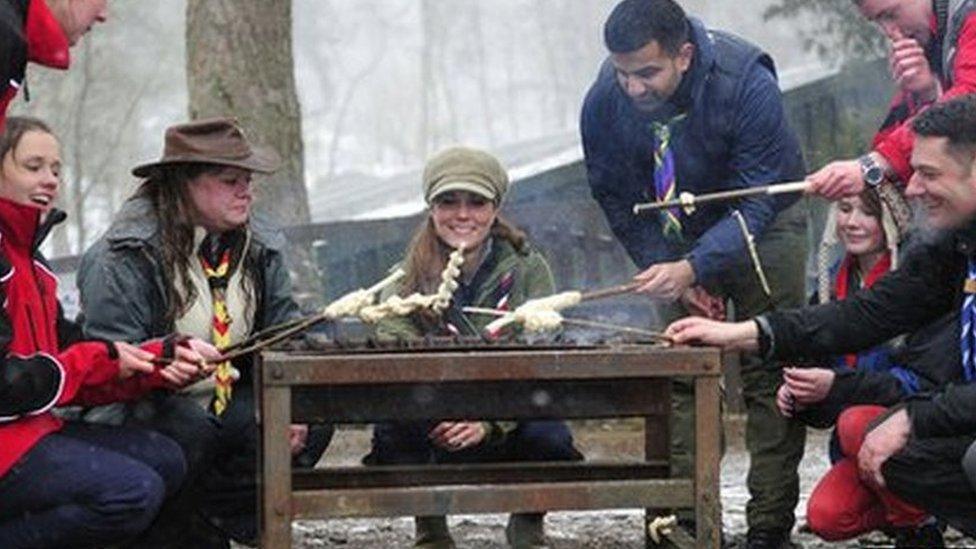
left=579, top=281, right=640, bottom=302
left=462, top=306, right=672, bottom=343
left=632, top=180, right=809, bottom=215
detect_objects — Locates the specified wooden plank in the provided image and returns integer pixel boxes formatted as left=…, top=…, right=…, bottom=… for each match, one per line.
left=262, top=347, right=721, bottom=386
left=293, top=460, right=670, bottom=489
left=292, top=479, right=695, bottom=519
left=258, top=379, right=293, bottom=549
left=290, top=378, right=670, bottom=423
left=694, top=376, right=722, bottom=548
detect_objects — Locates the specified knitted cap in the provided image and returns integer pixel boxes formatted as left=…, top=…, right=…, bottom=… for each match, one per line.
left=423, top=146, right=509, bottom=204
left=816, top=186, right=911, bottom=304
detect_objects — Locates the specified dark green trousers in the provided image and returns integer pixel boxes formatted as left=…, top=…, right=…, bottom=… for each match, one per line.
left=655, top=200, right=808, bottom=532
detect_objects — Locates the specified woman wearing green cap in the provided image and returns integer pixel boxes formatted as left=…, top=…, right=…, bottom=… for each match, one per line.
left=366, top=146, right=583, bottom=548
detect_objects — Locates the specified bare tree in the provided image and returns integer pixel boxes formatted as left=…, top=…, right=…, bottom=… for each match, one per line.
left=185, top=0, right=309, bottom=225
left=186, top=0, right=321, bottom=304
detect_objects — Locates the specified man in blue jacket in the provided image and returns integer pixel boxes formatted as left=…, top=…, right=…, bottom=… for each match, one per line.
left=581, top=0, right=808, bottom=546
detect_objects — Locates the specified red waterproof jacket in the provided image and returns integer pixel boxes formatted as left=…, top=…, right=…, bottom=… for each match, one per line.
left=874, top=10, right=976, bottom=182
left=0, top=0, right=70, bottom=131
left=0, top=199, right=168, bottom=478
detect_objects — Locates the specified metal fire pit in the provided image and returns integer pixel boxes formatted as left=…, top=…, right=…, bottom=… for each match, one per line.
left=256, top=337, right=721, bottom=548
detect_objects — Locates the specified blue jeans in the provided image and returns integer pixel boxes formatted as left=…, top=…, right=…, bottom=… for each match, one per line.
left=368, top=420, right=582, bottom=465
left=0, top=421, right=186, bottom=549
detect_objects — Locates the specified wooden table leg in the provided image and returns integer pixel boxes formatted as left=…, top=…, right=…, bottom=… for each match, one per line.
left=260, top=383, right=293, bottom=549
left=644, top=380, right=671, bottom=549
left=694, top=376, right=722, bottom=548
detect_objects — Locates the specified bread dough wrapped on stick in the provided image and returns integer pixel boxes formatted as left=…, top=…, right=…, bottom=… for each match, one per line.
left=484, top=290, right=583, bottom=334
left=321, top=268, right=406, bottom=319
left=359, top=246, right=465, bottom=323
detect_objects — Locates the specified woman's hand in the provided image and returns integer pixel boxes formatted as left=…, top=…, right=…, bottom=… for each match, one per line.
left=185, top=338, right=223, bottom=363
left=429, top=421, right=487, bottom=452
left=783, top=367, right=835, bottom=406
left=115, top=342, right=156, bottom=379
left=664, top=318, right=759, bottom=350
left=157, top=343, right=214, bottom=388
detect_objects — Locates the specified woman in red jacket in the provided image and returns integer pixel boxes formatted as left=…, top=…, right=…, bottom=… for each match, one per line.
left=0, top=0, right=108, bottom=130
left=0, top=116, right=216, bottom=548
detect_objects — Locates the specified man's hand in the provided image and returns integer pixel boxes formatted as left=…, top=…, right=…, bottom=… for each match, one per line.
left=783, top=367, right=835, bottom=406
left=776, top=383, right=799, bottom=417
left=858, top=407, right=911, bottom=488
left=429, top=421, right=487, bottom=452
left=115, top=342, right=155, bottom=380
left=681, top=286, right=725, bottom=320
left=890, top=38, right=939, bottom=101
left=807, top=159, right=864, bottom=200
left=634, top=260, right=695, bottom=301
left=664, top=318, right=760, bottom=351
left=289, top=424, right=309, bottom=456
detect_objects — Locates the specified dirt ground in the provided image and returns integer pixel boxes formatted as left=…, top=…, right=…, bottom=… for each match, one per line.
left=251, top=418, right=975, bottom=548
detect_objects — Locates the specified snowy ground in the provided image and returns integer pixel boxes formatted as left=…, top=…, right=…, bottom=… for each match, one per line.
left=244, top=419, right=974, bottom=548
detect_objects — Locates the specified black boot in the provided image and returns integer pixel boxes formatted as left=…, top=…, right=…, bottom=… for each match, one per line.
left=893, top=522, right=945, bottom=548
left=745, top=527, right=793, bottom=549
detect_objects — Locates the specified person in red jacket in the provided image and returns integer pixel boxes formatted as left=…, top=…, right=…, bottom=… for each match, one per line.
left=0, top=0, right=108, bottom=131
left=808, top=0, right=976, bottom=199
left=0, top=116, right=218, bottom=548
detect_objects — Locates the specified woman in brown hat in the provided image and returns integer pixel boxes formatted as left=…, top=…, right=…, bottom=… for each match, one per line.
left=367, top=146, right=583, bottom=548
left=77, top=117, right=330, bottom=547
left=0, top=116, right=218, bottom=548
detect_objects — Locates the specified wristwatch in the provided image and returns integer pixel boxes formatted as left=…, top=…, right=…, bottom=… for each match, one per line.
left=858, top=154, right=886, bottom=188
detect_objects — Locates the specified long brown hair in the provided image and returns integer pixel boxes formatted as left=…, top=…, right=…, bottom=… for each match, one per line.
left=134, top=163, right=258, bottom=327
left=400, top=214, right=527, bottom=296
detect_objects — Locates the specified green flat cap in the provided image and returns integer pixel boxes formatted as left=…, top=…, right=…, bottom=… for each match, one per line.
left=423, top=146, right=509, bottom=204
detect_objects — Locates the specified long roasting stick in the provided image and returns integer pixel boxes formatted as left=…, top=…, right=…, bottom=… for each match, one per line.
left=580, top=281, right=640, bottom=302
left=481, top=281, right=642, bottom=334
left=463, top=306, right=673, bottom=343
left=632, top=180, right=809, bottom=215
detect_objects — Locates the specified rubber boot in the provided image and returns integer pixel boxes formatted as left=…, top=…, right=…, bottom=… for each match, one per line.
left=505, top=513, right=546, bottom=548
left=414, top=515, right=455, bottom=548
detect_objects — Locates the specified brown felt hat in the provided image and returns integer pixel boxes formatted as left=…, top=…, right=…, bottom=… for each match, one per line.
left=131, top=117, right=280, bottom=178
left=423, top=146, right=509, bottom=204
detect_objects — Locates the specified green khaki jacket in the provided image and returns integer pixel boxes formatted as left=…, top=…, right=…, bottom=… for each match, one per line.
left=376, top=237, right=555, bottom=444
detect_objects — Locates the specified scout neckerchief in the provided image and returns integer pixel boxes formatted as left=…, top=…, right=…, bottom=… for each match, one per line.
left=835, top=251, right=891, bottom=368
left=651, top=113, right=686, bottom=242
left=962, top=258, right=976, bottom=382
left=199, top=233, right=237, bottom=416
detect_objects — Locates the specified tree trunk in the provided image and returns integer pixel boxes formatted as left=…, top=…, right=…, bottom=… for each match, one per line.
left=186, top=0, right=321, bottom=305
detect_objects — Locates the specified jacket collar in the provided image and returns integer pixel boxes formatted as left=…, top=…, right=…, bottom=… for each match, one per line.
left=105, top=195, right=287, bottom=252
left=955, top=217, right=976, bottom=257
left=0, top=196, right=65, bottom=250
left=25, top=0, right=69, bottom=70
left=669, top=18, right=712, bottom=113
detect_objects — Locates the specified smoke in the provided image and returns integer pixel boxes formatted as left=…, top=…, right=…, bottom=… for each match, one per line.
left=907, top=199, right=948, bottom=246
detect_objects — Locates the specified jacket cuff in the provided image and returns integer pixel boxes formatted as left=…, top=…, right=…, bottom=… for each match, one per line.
left=71, top=341, right=120, bottom=386
left=906, top=399, right=937, bottom=438
left=754, top=316, right=775, bottom=360
left=874, top=144, right=911, bottom=186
